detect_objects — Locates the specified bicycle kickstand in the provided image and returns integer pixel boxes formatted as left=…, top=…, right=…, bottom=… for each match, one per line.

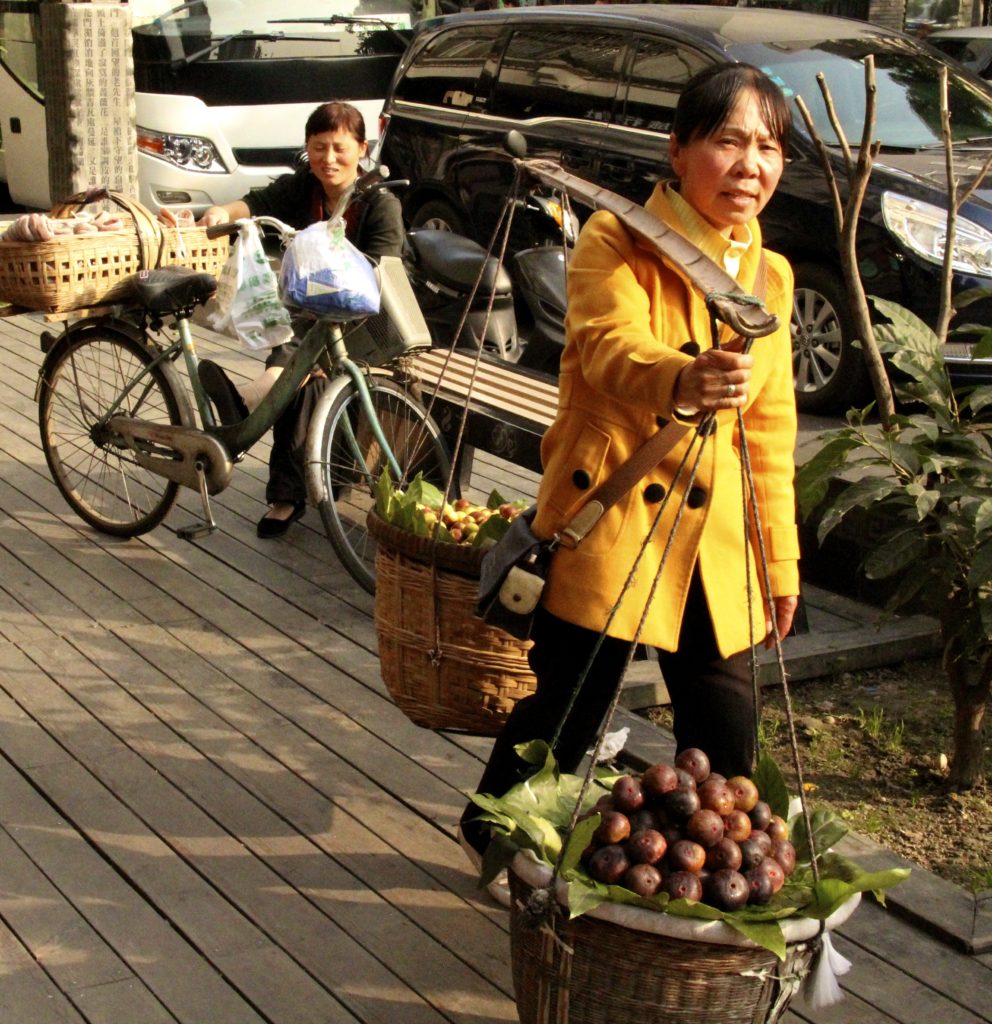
left=177, top=459, right=219, bottom=541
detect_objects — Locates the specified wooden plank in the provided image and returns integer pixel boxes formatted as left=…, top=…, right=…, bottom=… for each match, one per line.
left=0, top=665, right=385, bottom=1024
left=0, top=911, right=87, bottom=1024
left=837, top=900, right=992, bottom=1022
left=0, top=825, right=174, bottom=1024
left=0, top=701, right=271, bottom=1023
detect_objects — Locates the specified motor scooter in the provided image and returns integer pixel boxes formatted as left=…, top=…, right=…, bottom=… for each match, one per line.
left=403, top=228, right=567, bottom=374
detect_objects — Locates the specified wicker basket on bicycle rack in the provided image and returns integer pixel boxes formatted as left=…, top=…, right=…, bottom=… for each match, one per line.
left=368, top=510, right=537, bottom=735
left=0, top=189, right=228, bottom=314
left=507, top=853, right=860, bottom=1024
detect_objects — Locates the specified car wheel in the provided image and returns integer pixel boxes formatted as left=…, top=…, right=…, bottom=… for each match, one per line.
left=410, top=199, right=468, bottom=235
left=791, top=264, right=870, bottom=414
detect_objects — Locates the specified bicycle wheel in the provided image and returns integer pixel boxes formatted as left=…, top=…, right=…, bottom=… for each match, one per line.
left=310, top=374, right=452, bottom=594
left=38, top=328, right=190, bottom=537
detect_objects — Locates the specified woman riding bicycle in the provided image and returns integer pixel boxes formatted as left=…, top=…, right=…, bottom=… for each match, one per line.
left=190, top=100, right=404, bottom=538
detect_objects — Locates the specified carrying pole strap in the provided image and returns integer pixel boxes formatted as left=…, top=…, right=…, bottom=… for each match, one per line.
left=519, top=157, right=778, bottom=339
left=558, top=254, right=767, bottom=549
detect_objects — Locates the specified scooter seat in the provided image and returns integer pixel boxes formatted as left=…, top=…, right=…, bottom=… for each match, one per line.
left=128, top=266, right=218, bottom=315
left=408, top=229, right=512, bottom=297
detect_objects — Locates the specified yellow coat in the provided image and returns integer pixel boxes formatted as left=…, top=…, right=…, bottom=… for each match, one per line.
left=532, top=184, right=799, bottom=658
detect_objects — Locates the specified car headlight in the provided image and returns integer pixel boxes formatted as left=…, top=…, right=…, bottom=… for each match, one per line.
left=882, top=191, right=992, bottom=276
left=136, top=128, right=226, bottom=174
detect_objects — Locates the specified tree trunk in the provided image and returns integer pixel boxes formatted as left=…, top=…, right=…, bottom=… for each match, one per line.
left=943, top=635, right=991, bottom=789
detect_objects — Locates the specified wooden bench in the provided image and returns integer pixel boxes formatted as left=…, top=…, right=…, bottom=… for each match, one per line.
left=411, top=348, right=558, bottom=480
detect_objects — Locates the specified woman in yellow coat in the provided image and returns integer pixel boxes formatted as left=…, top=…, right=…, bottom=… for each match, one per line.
left=462, top=63, right=799, bottom=860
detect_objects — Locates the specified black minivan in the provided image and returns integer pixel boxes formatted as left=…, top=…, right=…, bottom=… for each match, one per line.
left=377, top=4, right=992, bottom=411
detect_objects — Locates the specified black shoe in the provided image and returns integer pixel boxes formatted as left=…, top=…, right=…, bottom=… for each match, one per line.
left=257, top=501, right=306, bottom=538
left=198, top=359, right=248, bottom=426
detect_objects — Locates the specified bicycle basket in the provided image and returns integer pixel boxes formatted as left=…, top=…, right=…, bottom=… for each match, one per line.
left=344, top=255, right=431, bottom=365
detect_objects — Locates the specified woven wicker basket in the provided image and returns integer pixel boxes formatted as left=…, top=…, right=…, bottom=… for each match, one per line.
left=369, top=511, right=537, bottom=735
left=0, top=189, right=228, bottom=313
left=508, top=854, right=860, bottom=1024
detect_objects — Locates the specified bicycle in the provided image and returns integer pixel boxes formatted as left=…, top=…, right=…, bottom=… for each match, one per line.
left=34, top=168, right=452, bottom=594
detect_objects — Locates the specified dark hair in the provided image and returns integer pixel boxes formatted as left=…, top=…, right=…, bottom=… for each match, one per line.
left=304, top=101, right=367, bottom=144
left=672, top=64, right=790, bottom=154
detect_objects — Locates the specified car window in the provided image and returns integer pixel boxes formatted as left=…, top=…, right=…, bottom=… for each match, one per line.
left=490, top=26, right=624, bottom=123
left=930, top=38, right=973, bottom=63
left=734, top=35, right=992, bottom=149
left=617, top=37, right=711, bottom=134
left=392, top=24, right=500, bottom=108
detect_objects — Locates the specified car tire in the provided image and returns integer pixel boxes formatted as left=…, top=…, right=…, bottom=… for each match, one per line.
left=410, top=199, right=468, bottom=235
left=791, top=264, right=870, bottom=414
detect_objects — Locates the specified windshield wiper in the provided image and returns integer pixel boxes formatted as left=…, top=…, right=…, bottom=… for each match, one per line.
left=269, top=16, right=410, bottom=50
left=171, top=30, right=286, bottom=70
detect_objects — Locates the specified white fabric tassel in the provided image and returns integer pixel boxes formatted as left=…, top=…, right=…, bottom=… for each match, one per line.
left=802, top=932, right=852, bottom=1010
left=590, top=727, right=630, bottom=764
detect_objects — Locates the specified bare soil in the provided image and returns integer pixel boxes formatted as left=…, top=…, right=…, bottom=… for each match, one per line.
left=643, top=656, right=992, bottom=893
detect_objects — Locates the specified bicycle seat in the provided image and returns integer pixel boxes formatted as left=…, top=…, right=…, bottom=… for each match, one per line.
left=128, top=266, right=217, bottom=315
left=408, top=229, right=512, bottom=297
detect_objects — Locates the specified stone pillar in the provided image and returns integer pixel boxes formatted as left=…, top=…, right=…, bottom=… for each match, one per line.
left=867, top=0, right=907, bottom=31
left=40, top=0, right=138, bottom=203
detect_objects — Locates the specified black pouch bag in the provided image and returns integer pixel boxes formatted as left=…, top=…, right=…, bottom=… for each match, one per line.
left=476, top=507, right=553, bottom=641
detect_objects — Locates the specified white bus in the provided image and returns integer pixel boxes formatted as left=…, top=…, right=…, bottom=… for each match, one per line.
left=0, top=0, right=425, bottom=213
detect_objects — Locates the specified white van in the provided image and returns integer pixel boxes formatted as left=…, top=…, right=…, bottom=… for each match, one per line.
left=0, top=0, right=423, bottom=213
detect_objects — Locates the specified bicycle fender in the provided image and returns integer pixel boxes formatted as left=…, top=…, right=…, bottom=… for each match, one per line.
left=304, top=369, right=399, bottom=506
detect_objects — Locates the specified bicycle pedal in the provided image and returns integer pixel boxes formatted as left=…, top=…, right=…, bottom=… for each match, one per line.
left=177, top=521, right=217, bottom=541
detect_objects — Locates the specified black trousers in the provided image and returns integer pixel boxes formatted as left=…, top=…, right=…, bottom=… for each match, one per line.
left=266, top=376, right=328, bottom=506
left=460, top=571, right=756, bottom=848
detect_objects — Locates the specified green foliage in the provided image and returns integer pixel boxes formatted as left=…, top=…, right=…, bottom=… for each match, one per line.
left=468, top=743, right=909, bottom=959
left=797, top=300, right=992, bottom=672
left=373, top=469, right=523, bottom=546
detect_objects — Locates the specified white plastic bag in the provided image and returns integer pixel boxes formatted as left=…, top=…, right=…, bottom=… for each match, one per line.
left=198, top=220, right=293, bottom=350
left=279, top=217, right=380, bottom=317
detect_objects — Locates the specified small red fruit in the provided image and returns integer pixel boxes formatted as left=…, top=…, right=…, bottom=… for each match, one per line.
left=705, top=868, right=749, bottom=912
left=675, top=747, right=711, bottom=783
left=623, top=863, right=663, bottom=897
left=594, top=809, right=631, bottom=846
left=668, top=839, right=706, bottom=874
left=627, top=828, right=668, bottom=865
left=766, top=815, right=789, bottom=843
left=641, top=763, right=679, bottom=798
left=704, top=837, right=743, bottom=872
left=748, top=800, right=772, bottom=831
left=723, top=809, right=752, bottom=844
left=686, top=808, right=725, bottom=848
left=612, top=775, right=645, bottom=814
left=727, top=775, right=760, bottom=812
left=587, top=844, right=630, bottom=884
left=664, top=870, right=703, bottom=901
left=770, top=840, right=797, bottom=877
left=697, top=779, right=736, bottom=817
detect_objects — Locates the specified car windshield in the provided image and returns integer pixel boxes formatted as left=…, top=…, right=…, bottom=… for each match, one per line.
left=131, top=0, right=413, bottom=63
left=731, top=34, right=992, bottom=149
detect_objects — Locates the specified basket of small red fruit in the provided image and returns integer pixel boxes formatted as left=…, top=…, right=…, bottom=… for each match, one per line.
left=470, top=741, right=909, bottom=1024
left=368, top=470, right=538, bottom=734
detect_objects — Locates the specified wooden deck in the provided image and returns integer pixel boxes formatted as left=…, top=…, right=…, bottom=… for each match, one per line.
left=0, top=310, right=990, bottom=1024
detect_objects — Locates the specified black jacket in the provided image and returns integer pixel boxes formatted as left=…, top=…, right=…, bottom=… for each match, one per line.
left=243, top=166, right=404, bottom=368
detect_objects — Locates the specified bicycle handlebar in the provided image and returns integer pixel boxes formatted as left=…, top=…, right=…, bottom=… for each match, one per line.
left=203, top=166, right=409, bottom=241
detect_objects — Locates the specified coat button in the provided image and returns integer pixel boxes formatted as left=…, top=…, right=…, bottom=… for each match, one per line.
left=656, top=415, right=668, bottom=428
left=572, top=469, right=591, bottom=490
left=644, top=483, right=666, bottom=503
left=680, top=340, right=700, bottom=356
left=687, top=486, right=706, bottom=509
